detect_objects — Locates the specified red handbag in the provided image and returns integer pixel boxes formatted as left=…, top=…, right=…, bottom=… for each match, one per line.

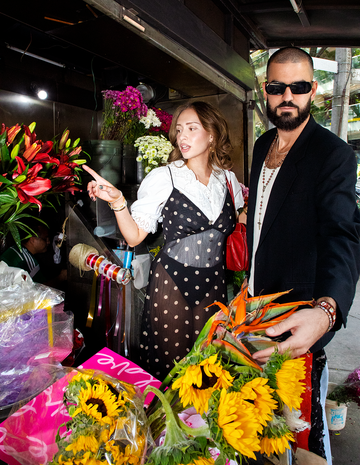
left=226, top=176, right=249, bottom=271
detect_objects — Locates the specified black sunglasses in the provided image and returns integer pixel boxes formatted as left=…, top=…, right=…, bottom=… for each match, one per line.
left=265, top=81, right=313, bottom=95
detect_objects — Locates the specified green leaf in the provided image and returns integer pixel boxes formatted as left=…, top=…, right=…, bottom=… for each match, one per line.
left=0, top=174, right=13, bottom=185
left=8, top=222, right=21, bottom=250
left=1, top=144, right=10, bottom=171
left=0, top=131, right=7, bottom=147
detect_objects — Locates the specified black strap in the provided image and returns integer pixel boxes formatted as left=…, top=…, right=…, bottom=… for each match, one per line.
left=167, top=166, right=174, bottom=187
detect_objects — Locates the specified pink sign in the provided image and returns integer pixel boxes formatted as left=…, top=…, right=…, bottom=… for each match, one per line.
left=0, top=348, right=160, bottom=465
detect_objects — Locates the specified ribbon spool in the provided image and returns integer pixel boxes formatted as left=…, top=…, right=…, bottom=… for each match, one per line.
left=69, top=243, right=132, bottom=285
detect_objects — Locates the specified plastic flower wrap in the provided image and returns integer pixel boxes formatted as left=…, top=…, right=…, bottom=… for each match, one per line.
left=134, top=135, right=173, bottom=175
left=50, top=369, right=151, bottom=465
left=0, top=123, right=87, bottom=248
left=0, top=269, right=71, bottom=415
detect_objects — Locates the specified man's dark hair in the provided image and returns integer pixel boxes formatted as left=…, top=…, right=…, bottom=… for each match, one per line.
left=267, top=47, right=314, bottom=78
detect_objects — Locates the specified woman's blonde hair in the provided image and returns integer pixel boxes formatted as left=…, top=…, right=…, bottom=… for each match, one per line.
left=168, top=101, right=233, bottom=170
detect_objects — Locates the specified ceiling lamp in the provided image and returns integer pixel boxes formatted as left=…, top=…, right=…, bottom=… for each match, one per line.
left=136, top=83, right=155, bottom=103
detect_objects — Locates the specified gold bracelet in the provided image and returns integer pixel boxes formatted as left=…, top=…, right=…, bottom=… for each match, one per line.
left=108, top=192, right=123, bottom=204
left=108, top=198, right=127, bottom=212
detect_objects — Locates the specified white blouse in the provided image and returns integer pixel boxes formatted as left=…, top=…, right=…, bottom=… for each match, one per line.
left=131, top=160, right=244, bottom=234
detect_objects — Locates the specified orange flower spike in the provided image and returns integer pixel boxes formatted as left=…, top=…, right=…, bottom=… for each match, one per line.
left=237, top=307, right=299, bottom=333
left=207, top=319, right=223, bottom=345
left=205, top=302, right=235, bottom=326
left=234, top=292, right=247, bottom=326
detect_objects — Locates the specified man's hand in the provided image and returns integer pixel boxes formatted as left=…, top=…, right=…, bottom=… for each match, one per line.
left=252, top=306, right=330, bottom=363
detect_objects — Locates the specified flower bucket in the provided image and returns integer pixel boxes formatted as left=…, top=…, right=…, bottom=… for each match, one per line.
left=325, top=398, right=347, bottom=430
left=121, top=144, right=138, bottom=184
left=83, top=140, right=122, bottom=187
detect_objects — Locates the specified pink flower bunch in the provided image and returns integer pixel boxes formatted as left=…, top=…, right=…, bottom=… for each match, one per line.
left=149, top=107, right=173, bottom=135
left=100, top=87, right=148, bottom=141
left=103, top=86, right=147, bottom=119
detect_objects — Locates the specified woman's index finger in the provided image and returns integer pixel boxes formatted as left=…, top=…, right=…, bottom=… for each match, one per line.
left=83, top=165, right=103, bottom=181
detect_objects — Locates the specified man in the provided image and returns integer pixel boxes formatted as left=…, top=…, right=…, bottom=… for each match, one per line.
left=1, top=222, right=50, bottom=283
left=247, top=47, right=360, bottom=463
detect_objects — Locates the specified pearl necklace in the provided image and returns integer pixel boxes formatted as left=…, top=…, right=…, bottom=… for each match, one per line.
left=258, top=135, right=288, bottom=230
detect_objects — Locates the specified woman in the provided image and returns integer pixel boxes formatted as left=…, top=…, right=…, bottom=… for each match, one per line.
left=84, top=101, right=244, bottom=379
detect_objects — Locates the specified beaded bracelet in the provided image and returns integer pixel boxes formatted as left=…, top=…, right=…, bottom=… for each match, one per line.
left=316, top=300, right=336, bottom=332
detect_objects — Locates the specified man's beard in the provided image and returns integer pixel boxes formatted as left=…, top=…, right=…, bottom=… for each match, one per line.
left=267, top=98, right=311, bottom=131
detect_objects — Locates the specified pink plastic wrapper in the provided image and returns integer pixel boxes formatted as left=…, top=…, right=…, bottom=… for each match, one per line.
left=0, top=348, right=161, bottom=465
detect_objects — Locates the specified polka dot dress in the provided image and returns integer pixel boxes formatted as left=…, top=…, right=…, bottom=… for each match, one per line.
left=139, top=177, right=236, bottom=380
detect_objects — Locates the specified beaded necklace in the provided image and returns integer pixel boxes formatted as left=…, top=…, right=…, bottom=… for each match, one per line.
left=258, top=134, right=288, bottom=230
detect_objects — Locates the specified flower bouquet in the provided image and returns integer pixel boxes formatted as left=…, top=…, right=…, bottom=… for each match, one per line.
left=134, top=135, right=174, bottom=175
left=143, top=285, right=312, bottom=464
left=148, top=108, right=173, bottom=137
left=0, top=122, right=87, bottom=249
left=50, top=369, right=151, bottom=465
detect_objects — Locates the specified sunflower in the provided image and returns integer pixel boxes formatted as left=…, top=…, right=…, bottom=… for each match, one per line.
left=239, top=377, right=277, bottom=428
left=260, top=433, right=294, bottom=456
left=172, top=354, right=234, bottom=415
left=275, top=358, right=306, bottom=411
left=58, top=455, right=74, bottom=465
left=65, top=435, right=99, bottom=454
left=260, top=413, right=295, bottom=457
left=106, top=434, right=146, bottom=465
left=217, top=389, right=261, bottom=460
left=72, top=382, right=123, bottom=425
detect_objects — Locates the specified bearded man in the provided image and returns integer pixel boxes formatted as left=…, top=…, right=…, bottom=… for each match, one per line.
left=247, top=47, right=360, bottom=463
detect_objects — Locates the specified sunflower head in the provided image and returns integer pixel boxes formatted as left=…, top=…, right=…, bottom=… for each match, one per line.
left=238, top=376, right=278, bottom=428
left=172, top=354, right=234, bottom=415
left=71, top=381, right=123, bottom=426
left=264, top=350, right=306, bottom=411
left=260, top=414, right=294, bottom=456
left=206, top=388, right=261, bottom=462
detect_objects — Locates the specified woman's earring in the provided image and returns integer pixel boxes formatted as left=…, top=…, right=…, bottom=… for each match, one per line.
left=209, top=141, right=214, bottom=154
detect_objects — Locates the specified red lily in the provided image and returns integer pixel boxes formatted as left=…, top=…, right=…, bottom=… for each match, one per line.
left=13, top=157, right=51, bottom=209
left=30, top=141, right=60, bottom=165
left=52, top=178, right=82, bottom=195
left=1, top=123, right=22, bottom=145
left=52, top=151, right=79, bottom=177
left=23, top=124, right=37, bottom=148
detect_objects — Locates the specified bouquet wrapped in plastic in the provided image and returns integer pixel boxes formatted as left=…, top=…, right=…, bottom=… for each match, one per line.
left=0, top=267, right=72, bottom=417
left=50, top=369, right=151, bottom=465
